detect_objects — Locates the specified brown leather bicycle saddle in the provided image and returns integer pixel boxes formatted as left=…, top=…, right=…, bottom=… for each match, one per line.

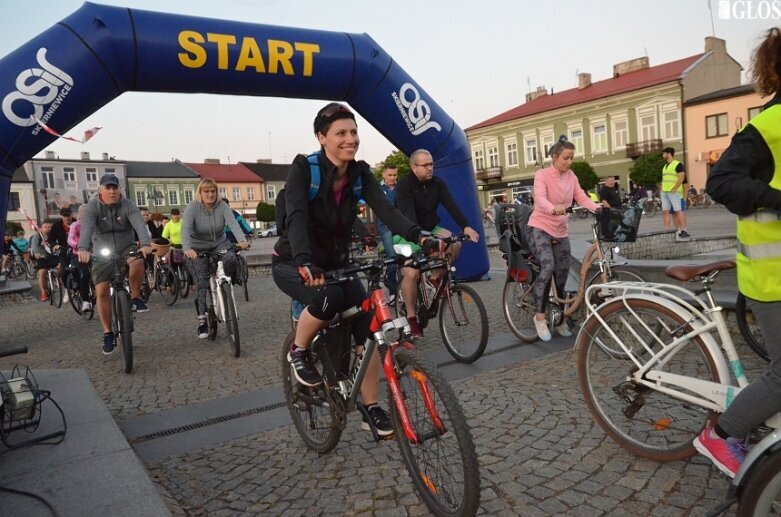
left=664, top=260, right=736, bottom=282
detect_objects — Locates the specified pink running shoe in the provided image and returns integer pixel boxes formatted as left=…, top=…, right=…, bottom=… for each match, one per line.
left=693, top=424, right=747, bottom=478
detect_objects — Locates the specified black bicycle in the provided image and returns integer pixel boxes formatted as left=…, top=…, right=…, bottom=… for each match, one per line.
left=65, top=260, right=96, bottom=320
left=394, top=234, right=489, bottom=363
left=171, top=248, right=191, bottom=298
left=100, top=249, right=143, bottom=373
left=235, top=250, right=249, bottom=302
left=282, top=254, right=480, bottom=516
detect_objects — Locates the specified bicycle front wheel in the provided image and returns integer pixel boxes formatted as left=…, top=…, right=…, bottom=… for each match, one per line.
left=115, top=291, right=134, bottom=374
left=438, top=284, right=488, bottom=363
left=156, top=265, right=179, bottom=306
left=585, top=266, right=645, bottom=316
left=577, top=298, right=720, bottom=461
left=736, top=292, right=768, bottom=363
left=178, top=265, right=190, bottom=298
left=237, top=256, right=249, bottom=302
left=501, top=278, right=539, bottom=343
left=389, top=347, right=480, bottom=516
left=643, top=200, right=658, bottom=218
left=281, top=332, right=342, bottom=453
left=51, top=274, right=63, bottom=308
left=220, top=282, right=240, bottom=357
left=737, top=449, right=781, bottom=517
left=67, top=276, right=83, bottom=316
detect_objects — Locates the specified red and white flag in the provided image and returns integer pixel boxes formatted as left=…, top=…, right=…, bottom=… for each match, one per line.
left=31, top=116, right=102, bottom=144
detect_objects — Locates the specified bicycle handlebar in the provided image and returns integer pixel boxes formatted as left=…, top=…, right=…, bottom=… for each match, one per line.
left=0, top=346, right=28, bottom=358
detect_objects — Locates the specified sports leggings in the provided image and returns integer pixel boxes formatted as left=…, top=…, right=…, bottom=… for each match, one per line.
left=186, top=247, right=237, bottom=315
left=527, top=227, right=571, bottom=314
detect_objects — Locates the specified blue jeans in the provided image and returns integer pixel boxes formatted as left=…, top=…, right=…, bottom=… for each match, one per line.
left=379, top=226, right=398, bottom=293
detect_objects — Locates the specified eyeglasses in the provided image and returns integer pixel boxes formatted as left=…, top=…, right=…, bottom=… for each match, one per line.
left=414, top=162, right=434, bottom=169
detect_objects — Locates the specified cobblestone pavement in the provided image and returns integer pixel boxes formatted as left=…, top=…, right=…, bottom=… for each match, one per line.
left=0, top=207, right=752, bottom=515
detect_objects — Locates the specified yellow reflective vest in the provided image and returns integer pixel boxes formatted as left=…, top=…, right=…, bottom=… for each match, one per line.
left=736, top=104, right=781, bottom=302
left=662, top=159, right=682, bottom=192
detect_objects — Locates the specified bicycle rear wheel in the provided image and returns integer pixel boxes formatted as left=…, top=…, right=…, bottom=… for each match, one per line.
left=643, top=200, right=658, bottom=218
left=114, top=291, right=134, bottom=374
left=220, top=282, right=240, bottom=357
left=281, top=332, right=342, bottom=453
left=156, top=265, right=179, bottom=306
left=389, top=347, right=480, bottom=516
left=438, top=284, right=488, bottom=363
left=736, top=292, right=769, bottom=362
left=577, top=298, right=720, bottom=461
left=25, top=261, right=36, bottom=280
left=501, top=278, right=538, bottom=343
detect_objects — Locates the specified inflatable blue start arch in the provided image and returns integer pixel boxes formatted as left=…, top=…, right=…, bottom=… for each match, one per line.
left=0, top=2, right=488, bottom=278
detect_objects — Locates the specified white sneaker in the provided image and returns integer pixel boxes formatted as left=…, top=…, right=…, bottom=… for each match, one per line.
left=81, top=301, right=92, bottom=312
left=62, top=292, right=69, bottom=304
left=534, top=318, right=551, bottom=342
left=555, top=324, right=572, bottom=337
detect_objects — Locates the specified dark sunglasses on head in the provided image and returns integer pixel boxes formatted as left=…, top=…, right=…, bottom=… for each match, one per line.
left=319, top=104, right=353, bottom=121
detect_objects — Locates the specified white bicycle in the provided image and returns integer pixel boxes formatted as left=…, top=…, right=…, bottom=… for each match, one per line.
left=576, top=259, right=781, bottom=462
left=198, top=249, right=241, bottom=357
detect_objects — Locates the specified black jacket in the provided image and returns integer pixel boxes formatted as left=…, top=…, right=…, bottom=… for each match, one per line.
left=273, top=153, right=421, bottom=271
left=394, top=173, right=469, bottom=232
left=707, top=94, right=781, bottom=215
left=48, top=218, right=69, bottom=251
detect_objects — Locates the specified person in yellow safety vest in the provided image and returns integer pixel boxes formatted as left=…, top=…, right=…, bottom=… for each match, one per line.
left=661, top=147, right=691, bottom=240
left=587, top=191, right=599, bottom=203
left=696, top=27, right=781, bottom=479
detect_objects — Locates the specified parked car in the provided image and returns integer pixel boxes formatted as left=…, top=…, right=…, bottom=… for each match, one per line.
left=257, top=225, right=277, bottom=238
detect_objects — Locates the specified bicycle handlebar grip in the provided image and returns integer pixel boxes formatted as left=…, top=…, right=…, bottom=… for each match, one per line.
left=0, top=346, right=29, bottom=358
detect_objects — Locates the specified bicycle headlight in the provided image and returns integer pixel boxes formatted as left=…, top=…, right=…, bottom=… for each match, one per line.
left=394, top=243, right=414, bottom=258
left=613, top=246, right=621, bottom=255
left=100, top=248, right=111, bottom=257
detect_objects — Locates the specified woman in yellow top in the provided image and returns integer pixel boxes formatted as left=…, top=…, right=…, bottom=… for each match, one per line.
left=162, top=208, right=182, bottom=246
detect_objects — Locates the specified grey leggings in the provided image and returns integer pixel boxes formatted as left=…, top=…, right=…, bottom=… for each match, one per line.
left=527, top=227, right=571, bottom=314
left=185, top=248, right=237, bottom=316
left=719, top=299, right=781, bottom=438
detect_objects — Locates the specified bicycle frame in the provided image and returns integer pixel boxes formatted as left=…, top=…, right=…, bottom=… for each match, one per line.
left=311, top=259, right=443, bottom=444
left=581, top=280, right=781, bottom=428
left=206, top=253, right=237, bottom=323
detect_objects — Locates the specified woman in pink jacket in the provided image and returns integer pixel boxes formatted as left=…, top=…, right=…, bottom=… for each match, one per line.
left=67, top=205, right=93, bottom=313
left=527, top=136, right=601, bottom=341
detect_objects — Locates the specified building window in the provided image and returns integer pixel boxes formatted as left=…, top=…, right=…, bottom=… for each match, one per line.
left=592, top=124, right=607, bottom=153
left=488, top=146, right=499, bottom=167
left=612, top=118, right=628, bottom=148
left=184, top=189, right=194, bottom=205
left=247, top=188, right=255, bottom=201
left=219, top=187, right=227, bottom=199
left=266, top=184, right=276, bottom=201
left=168, top=189, right=179, bottom=206
left=506, top=142, right=518, bottom=166
left=136, top=189, right=146, bottom=207
left=232, top=187, right=241, bottom=201
left=85, top=168, right=98, bottom=188
left=639, top=111, right=657, bottom=141
left=151, top=186, right=165, bottom=206
left=662, top=105, right=681, bottom=140
left=63, top=167, right=77, bottom=189
left=41, top=167, right=55, bottom=189
left=473, top=149, right=484, bottom=170
left=524, top=138, right=538, bottom=165
left=569, top=128, right=584, bottom=156
left=706, top=113, right=728, bottom=138
left=541, top=132, right=554, bottom=160
left=8, top=192, right=20, bottom=211
left=748, top=106, right=762, bottom=120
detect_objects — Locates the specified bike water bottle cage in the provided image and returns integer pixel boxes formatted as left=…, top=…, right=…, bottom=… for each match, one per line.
left=307, top=151, right=363, bottom=201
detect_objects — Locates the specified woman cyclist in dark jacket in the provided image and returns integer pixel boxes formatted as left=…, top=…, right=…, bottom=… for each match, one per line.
left=273, top=102, right=428, bottom=436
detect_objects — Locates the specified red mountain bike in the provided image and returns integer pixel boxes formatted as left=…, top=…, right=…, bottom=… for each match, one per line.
left=281, top=253, right=480, bottom=516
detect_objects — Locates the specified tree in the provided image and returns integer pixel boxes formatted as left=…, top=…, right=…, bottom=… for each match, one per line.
left=629, top=152, right=665, bottom=188
left=375, top=149, right=411, bottom=180
left=571, top=161, right=599, bottom=191
left=255, top=201, right=275, bottom=223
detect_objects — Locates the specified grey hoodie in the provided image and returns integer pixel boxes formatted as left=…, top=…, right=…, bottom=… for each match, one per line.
left=182, top=200, right=245, bottom=251
left=78, top=196, right=150, bottom=253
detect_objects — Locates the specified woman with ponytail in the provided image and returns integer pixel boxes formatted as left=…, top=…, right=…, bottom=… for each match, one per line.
left=697, top=27, right=781, bottom=478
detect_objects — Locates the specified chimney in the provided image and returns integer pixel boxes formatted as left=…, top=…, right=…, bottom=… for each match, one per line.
left=256, top=158, right=272, bottom=164
left=80, top=151, right=90, bottom=160
left=525, top=85, right=549, bottom=103
left=204, top=158, right=221, bottom=164
left=613, top=57, right=650, bottom=77
left=578, top=72, right=592, bottom=89
left=102, top=152, right=109, bottom=160
left=45, top=150, right=56, bottom=159
left=704, top=36, right=726, bottom=54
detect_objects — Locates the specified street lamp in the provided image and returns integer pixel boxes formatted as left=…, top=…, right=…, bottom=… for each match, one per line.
left=148, top=187, right=164, bottom=209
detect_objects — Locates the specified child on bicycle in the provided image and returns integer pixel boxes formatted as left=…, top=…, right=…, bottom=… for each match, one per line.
left=272, top=102, right=427, bottom=437
left=697, top=27, right=781, bottom=478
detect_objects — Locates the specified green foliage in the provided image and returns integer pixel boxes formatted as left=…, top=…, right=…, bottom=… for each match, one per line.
left=4, top=220, right=22, bottom=236
left=375, top=149, right=411, bottom=180
left=255, top=201, right=276, bottom=223
left=629, top=152, right=665, bottom=187
left=571, top=161, right=599, bottom=191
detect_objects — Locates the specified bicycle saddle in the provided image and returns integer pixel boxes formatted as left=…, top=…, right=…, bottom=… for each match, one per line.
left=664, top=260, right=736, bottom=281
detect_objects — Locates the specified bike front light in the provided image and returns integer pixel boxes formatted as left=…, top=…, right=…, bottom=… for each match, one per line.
left=100, top=248, right=111, bottom=257
left=613, top=246, right=621, bottom=255
left=393, top=243, right=414, bottom=258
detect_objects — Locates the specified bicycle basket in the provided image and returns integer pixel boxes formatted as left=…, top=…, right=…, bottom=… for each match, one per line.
left=595, top=207, right=642, bottom=243
left=150, top=237, right=171, bottom=257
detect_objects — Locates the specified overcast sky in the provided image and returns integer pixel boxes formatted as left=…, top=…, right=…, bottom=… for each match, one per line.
left=0, top=0, right=775, bottom=166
